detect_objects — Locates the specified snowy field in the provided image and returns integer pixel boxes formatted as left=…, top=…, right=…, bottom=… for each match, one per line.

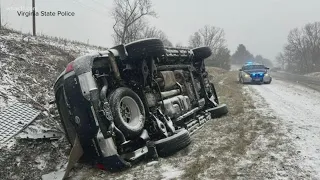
left=305, top=72, right=320, bottom=78
left=0, top=28, right=104, bottom=111
left=249, top=79, right=320, bottom=179
left=230, top=64, right=241, bottom=71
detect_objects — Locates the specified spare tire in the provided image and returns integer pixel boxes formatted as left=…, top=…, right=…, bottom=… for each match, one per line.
left=192, top=46, right=212, bottom=60
left=125, top=38, right=165, bottom=60
left=108, top=87, right=146, bottom=139
left=155, top=128, right=191, bottom=157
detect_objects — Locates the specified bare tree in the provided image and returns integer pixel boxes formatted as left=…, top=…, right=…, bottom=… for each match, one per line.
left=141, top=26, right=173, bottom=46
left=112, top=0, right=156, bottom=44
left=206, top=47, right=231, bottom=70
left=254, top=55, right=273, bottom=67
left=281, top=22, right=320, bottom=73
left=189, top=32, right=202, bottom=47
left=199, top=25, right=225, bottom=51
left=175, top=43, right=183, bottom=48
left=189, top=25, right=225, bottom=54
left=189, top=25, right=230, bottom=70
left=303, top=22, right=320, bottom=70
left=276, top=52, right=286, bottom=70
left=124, top=19, right=147, bottom=43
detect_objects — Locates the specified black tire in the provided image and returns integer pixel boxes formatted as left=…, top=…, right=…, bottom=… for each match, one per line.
left=155, top=128, right=191, bottom=157
left=207, top=104, right=228, bottom=118
left=192, top=46, right=212, bottom=60
left=125, top=38, right=165, bottom=60
left=108, top=87, right=146, bottom=139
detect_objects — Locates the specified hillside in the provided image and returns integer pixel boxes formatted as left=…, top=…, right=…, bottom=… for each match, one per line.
left=0, top=27, right=105, bottom=111
left=0, top=27, right=106, bottom=179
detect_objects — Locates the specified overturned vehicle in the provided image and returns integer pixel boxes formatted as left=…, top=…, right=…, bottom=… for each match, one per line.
left=53, top=38, right=228, bottom=171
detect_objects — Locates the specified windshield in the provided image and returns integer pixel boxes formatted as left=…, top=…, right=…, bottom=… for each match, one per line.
left=242, top=65, right=266, bottom=70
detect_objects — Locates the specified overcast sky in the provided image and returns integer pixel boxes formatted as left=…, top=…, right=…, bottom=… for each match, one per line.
left=2, top=0, right=320, bottom=60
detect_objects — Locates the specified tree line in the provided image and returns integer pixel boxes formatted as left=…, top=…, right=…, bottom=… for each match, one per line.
left=110, top=0, right=272, bottom=70
left=276, top=22, right=320, bottom=74
left=110, top=0, right=231, bottom=70
left=231, top=44, right=273, bottom=68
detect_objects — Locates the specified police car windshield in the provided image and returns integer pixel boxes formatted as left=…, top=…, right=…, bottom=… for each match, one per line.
left=243, top=65, right=265, bottom=70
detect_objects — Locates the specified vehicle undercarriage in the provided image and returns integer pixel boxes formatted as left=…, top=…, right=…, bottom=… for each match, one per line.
left=53, top=38, right=228, bottom=172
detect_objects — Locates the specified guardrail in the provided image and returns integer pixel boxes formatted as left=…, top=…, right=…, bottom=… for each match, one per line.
left=273, top=72, right=320, bottom=86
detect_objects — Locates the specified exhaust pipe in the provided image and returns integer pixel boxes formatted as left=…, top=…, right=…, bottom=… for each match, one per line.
left=100, top=77, right=109, bottom=100
left=99, top=76, right=126, bottom=144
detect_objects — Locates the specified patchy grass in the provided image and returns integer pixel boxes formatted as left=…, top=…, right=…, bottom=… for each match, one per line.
left=180, top=68, right=311, bottom=179
left=64, top=68, right=311, bottom=180
left=0, top=27, right=103, bottom=180
left=0, top=60, right=312, bottom=180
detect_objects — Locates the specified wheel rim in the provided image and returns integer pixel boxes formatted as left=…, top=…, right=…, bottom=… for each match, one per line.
left=119, top=96, right=141, bottom=127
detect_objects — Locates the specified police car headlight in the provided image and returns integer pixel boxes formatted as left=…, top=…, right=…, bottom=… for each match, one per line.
left=244, top=74, right=250, bottom=77
left=265, top=74, right=269, bottom=76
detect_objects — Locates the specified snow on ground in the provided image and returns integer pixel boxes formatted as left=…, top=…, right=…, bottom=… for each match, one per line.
left=0, top=28, right=105, bottom=179
left=249, top=79, right=320, bottom=178
left=161, top=165, right=184, bottom=180
left=0, top=27, right=105, bottom=111
left=0, top=29, right=103, bottom=57
left=305, top=72, right=320, bottom=78
left=1, top=66, right=315, bottom=179
left=0, top=27, right=105, bottom=139
left=230, top=64, right=241, bottom=71
left=2, top=27, right=318, bottom=179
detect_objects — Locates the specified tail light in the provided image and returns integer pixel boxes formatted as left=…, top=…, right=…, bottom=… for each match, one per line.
left=65, top=61, right=74, bottom=73
left=96, top=163, right=105, bottom=170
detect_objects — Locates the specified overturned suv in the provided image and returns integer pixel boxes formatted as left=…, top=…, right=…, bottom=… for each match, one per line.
left=54, top=39, right=228, bottom=171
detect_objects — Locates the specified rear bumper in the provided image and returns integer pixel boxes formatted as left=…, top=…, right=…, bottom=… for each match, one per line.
left=54, top=71, right=136, bottom=171
left=54, top=72, right=101, bottom=160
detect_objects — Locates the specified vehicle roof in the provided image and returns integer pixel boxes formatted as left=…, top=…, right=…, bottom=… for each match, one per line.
left=243, top=62, right=263, bottom=66
left=242, top=64, right=267, bottom=70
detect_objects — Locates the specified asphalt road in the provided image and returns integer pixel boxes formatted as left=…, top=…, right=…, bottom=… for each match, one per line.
left=272, top=71, right=320, bottom=92
left=249, top=78, right=320, bottom=179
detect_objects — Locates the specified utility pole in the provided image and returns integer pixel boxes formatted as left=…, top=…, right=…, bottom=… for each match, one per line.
left=32, top=0, right=36, bottom=36
left=0, top=0, right=2, bottom=29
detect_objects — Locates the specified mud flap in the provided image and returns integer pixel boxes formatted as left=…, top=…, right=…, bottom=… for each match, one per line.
left=41, top=135, right=83, bottom=180
left=206, top=104, right=228, bottom=118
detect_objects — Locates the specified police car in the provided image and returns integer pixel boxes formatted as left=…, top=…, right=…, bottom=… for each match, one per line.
left=238, top=62, right=272, bottom=84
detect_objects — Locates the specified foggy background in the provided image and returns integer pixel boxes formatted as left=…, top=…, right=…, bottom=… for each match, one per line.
left=2, top=0, right=320, bottom=60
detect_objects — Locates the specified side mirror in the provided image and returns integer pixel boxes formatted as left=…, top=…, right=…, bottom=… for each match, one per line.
left=265, top=67, right=270, bottom=70
left=239, top=69, right=242, bottom=71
